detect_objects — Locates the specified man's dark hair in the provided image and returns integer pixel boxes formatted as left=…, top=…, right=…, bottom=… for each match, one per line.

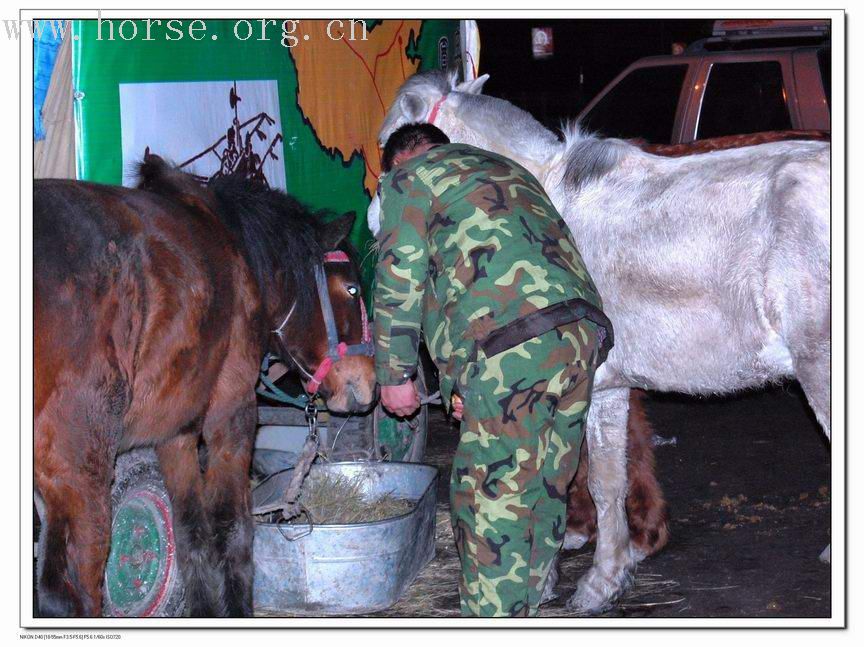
left=381, top=123, right=450, bottom=173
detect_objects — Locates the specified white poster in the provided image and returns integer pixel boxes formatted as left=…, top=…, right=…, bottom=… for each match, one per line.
left=119, top=80, right=286, bottom=190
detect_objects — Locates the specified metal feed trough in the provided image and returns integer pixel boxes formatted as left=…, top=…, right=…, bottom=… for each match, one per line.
left=252, top=461, right=438, bottom=615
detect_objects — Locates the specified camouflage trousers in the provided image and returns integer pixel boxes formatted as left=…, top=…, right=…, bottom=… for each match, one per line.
left=450, top=319, right=600, bottom=617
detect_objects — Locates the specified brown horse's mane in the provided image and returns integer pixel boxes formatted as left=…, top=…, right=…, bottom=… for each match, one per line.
left=137, top=154, right=342, bottom=321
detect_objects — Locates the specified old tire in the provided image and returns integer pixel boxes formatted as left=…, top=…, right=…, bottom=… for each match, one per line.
left=102, top=448, right=186, bottom=617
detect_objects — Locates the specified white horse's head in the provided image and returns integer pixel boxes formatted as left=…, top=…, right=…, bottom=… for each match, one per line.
left=371, top=70, right=490, bottom=236
left=378, top=70, right=490, bottom=147
left=366, top=189, right=382, bottom=236
left=377, top=69, right=563, bottom=183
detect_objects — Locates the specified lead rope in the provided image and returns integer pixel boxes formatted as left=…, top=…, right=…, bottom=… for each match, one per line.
left=403, top=391, right=442, bottom=434
left=274, top=402, right=320, bottom=541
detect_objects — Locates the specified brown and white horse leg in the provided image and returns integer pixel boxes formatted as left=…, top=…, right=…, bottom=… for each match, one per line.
left=623, top=390, right=670, bottom=560
left=201, top=397, right=257, bottom=617
left=156, top=430, right=221, bottom=616
left=564, top=389, right=670, bottom=558
left=567, top=387, right=635, bottom=613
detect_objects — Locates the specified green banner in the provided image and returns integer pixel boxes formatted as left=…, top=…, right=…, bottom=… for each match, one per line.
left=72, top=18, right=461, bottom=296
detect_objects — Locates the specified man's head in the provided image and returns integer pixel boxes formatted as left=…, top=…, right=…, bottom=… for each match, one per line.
left=381, top=123, right=450, bottom=173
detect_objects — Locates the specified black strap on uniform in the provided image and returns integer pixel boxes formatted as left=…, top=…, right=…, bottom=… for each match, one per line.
left=479, top=298, right=614, bottom=365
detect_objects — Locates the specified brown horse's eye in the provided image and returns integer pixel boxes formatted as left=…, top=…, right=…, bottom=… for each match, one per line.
left=346, top=285, right=359, bottom=297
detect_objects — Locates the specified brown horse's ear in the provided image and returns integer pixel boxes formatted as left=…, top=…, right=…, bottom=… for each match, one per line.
left=143, top=146, right=163, bottom=165
left=318, top=212, right=356, bottom=251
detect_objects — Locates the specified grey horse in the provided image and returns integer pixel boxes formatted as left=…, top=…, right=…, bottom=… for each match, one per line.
left=371, top=70, right=830, bottom=613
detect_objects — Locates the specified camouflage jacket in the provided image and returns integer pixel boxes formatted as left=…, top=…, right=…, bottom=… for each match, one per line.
left=373, top=143, right=604, bottom=404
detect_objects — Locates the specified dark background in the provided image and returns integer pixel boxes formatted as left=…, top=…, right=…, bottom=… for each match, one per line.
left=476, top=19, right=713, bottom=129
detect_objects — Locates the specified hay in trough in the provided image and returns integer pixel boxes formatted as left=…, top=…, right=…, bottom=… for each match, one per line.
left=295, top=471, right=415, bottom=524
left=255, top=470, right=415, bottom=525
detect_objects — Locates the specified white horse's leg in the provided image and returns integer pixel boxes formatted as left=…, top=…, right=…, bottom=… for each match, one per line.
left=793, top=339, right=831, bottom=440
left=791, top=339, right=831, bottom=563
left=540, top=552, right=559, bottom=605
left=562, top=533, right=590, bottom=550
left=567, top=386, right=635, bottom=612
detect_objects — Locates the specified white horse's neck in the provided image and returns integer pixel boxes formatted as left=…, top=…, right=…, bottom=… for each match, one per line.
left=440, top=94, right=565, bottom=184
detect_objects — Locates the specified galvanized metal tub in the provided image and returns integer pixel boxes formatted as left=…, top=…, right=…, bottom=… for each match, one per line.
left=252, top=461, right=438, bottom=616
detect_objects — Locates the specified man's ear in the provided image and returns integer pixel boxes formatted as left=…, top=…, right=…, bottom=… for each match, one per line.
left=399, top=93, right=428, bottom=121
left=317, top=212, right=356, bottom=251
left=456, top=74, right=490, bottom=95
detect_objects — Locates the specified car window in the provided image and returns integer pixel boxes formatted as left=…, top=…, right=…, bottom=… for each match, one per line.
left=581, top=65, right=688, bottom=145
left=818, top=48, right=831, bottom=110
left=697, top=61, right=792, bottom=139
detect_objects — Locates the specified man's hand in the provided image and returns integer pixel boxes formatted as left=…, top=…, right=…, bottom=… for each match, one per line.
left=380, top=381, right=420, bottom=418
left=451, top=393, right=464, bottom=421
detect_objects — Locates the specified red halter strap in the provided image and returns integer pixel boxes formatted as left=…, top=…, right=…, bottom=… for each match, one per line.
left=305, top=343, right=348, bottom=395
left=427, top=94, right=448, bottom=125
left=323, top=250, right=350, bottom=262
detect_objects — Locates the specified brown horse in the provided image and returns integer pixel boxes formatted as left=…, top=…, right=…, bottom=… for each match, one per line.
left=34, top=156, right=376, bottom=617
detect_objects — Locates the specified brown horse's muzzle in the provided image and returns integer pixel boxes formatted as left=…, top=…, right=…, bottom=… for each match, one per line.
left=318, top=355, right=377, bottom=413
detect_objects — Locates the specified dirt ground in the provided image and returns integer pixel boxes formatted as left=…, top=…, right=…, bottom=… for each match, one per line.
left=379, top=382, right=832, bottom=619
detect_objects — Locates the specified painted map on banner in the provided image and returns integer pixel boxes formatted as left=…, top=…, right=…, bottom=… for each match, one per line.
left=292, top=20, right=423, bottom=195
left=119, top=80, right=286, bottom=189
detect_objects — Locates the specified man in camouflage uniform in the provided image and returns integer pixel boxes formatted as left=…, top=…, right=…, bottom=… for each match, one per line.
left=372, top=123, right=613, bottom=617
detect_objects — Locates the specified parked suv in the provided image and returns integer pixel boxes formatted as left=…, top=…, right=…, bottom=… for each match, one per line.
left=577, top=19, right=831, bottom=145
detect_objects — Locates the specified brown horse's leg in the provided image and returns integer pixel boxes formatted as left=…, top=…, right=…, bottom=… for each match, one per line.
left=201, top=398, right=257, bottom=617
left=35, top=502, right=74, bottom=616
left=155, top=429, right=221, bottom=617
left=564, top=389, right=670, bottom=558
left=624, top=390, right=670, bottom=558
left=36, top=423, right=113, bottom=617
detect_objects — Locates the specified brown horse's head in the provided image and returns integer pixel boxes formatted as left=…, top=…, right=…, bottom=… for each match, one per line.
left=136, top=159, right=376, bottom=409
left=272, top=213, right=377, bottom=413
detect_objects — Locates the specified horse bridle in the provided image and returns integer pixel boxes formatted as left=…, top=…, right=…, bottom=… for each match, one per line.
left=273, top=250, right=373, bottom=396
left=427, top=94, right=449, bottom=125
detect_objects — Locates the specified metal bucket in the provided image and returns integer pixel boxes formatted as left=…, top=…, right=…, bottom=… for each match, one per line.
left=252, top=461, right=438, bottom=616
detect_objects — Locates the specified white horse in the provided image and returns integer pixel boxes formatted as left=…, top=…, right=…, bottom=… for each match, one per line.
left=371, top=70, right=831, bottom=613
